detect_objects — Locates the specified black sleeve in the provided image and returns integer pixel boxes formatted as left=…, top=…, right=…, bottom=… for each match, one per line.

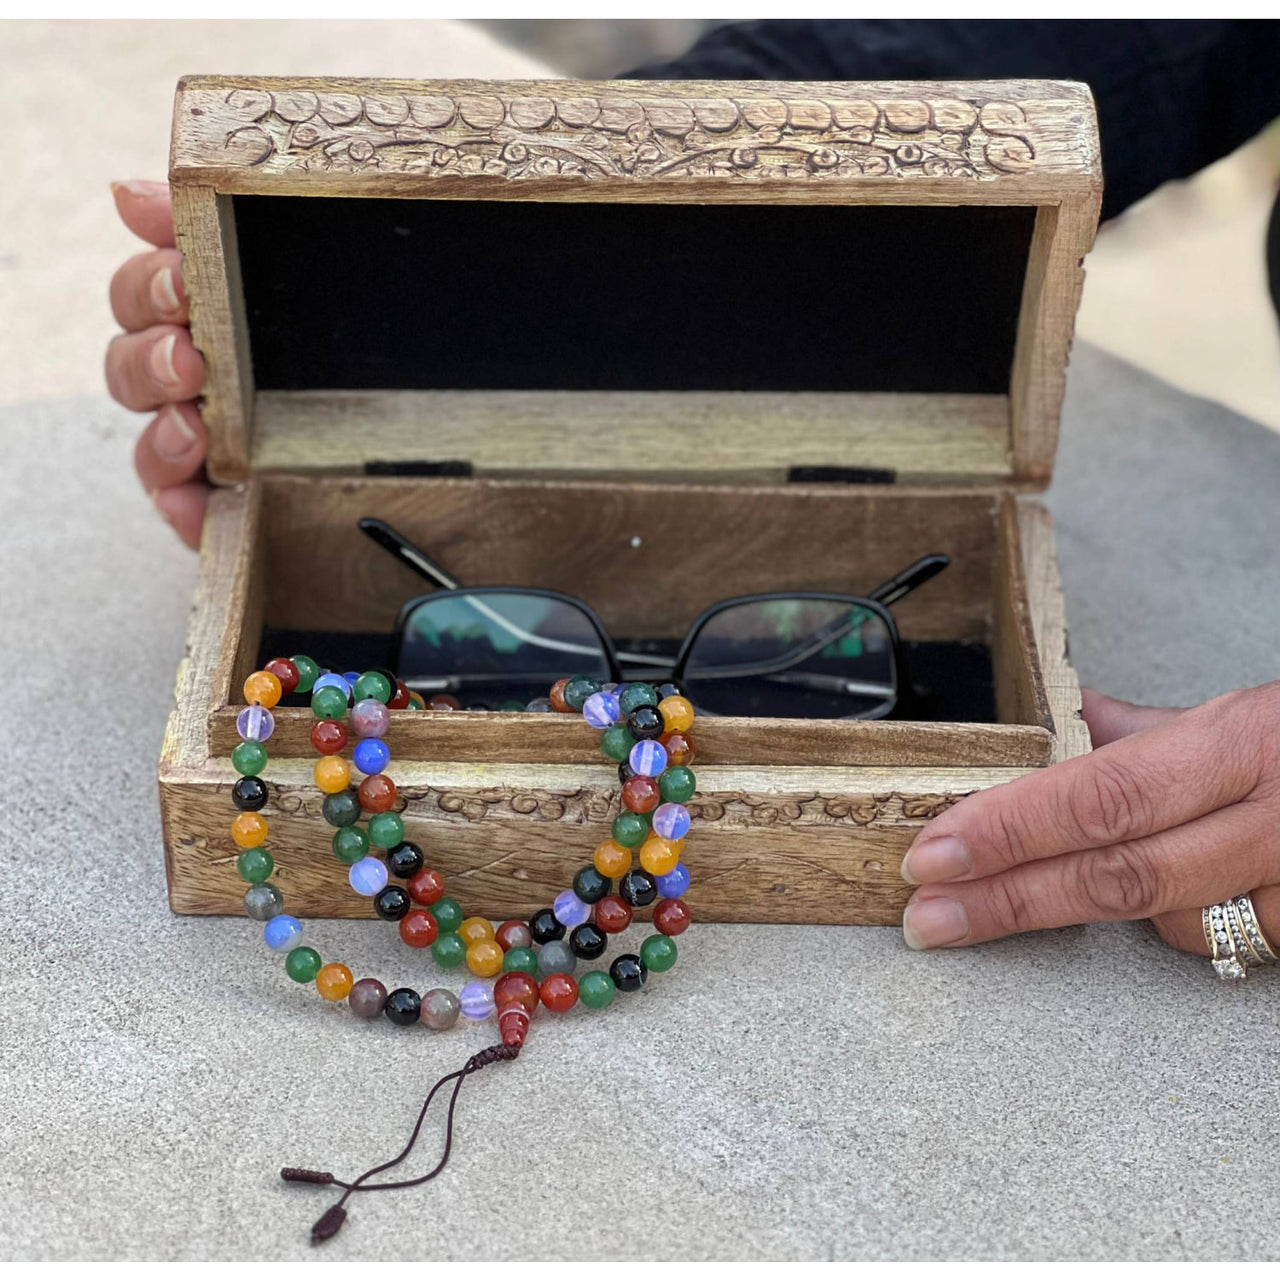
left=628, top=19, right=1280, bottom=222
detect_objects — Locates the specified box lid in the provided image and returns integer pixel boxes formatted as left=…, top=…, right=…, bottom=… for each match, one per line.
left=170, top=76, right=1100, bottom=489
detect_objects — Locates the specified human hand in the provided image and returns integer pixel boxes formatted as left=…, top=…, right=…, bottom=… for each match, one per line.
left=107, top=180, right=209, bottom=549
left=900, top=682, right=1279, bottom=958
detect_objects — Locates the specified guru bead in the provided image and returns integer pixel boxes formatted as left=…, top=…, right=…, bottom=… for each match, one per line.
left=351, top=698, right=391, bottom=739
left=609, top=953, right=647, bottom=992
left=498, top=1002, right=531, bottom=1047
left=244, top=883, right=283, bottom=921
left=310, top=719, right=348, bottom=756
left=582, top=690, right=620, bottom=729
left=286, top=946, right=323, bottom=984
left=357, top=773, right=397, bottom=814
left=399, top=909, right=438, bottom=949
left=264, top=915, right=302, bottom=951
left=315, top=962, right=354, bottom=1001
left=621, top=774, right=660, bottom=814
left=231, top=740, right=268, bottom=777
left=231, top=812, right=268, bottom=848
left=290, top=654, right=320, bottom=694
left=629, top=739, right=668, bottom=778
left=553, top=889, right=592, bottom=929
left=374, top=885, right=410, bottom=921
left=353, top=671, right=393, bottom=704
left=539, top=972, right=578, bottom=1012
left=593, top=839, right=632, bottom=878
left=627, top=705, right=666, bottom=741
left=384, top=988, right=422, bottom=1026
left=243, top=670, right=283, bottom=709
left=367, top=812, right=405, bottom=849
left=619, top=869, right=658, bottom=908
left=593, top=894, right=632, bottom=934
left=652, top=802, right=691, bottom=842
left=657, top=695, right=695, bottom=733
left=352, top=737, right=390, bottom=775
left=314, top=755, right=350, bottom=794
left=655, top=862, right=691, bottom=899
left=264, top=657, right=300, bottom=696
left=348, top=857, right=389, bottom=897
left=387, top=841, right=424, bottom=879
left=420, top=987, right=461, bottom=1031
left=348, top=977, right=388, bottom=1018
left=236, top=704, right=275, bottom=743
left=231, top=776, right=268, bottom=812
left=653, top=898, right=692, bottom=936
left=459, top=981, right=496, bottom=1021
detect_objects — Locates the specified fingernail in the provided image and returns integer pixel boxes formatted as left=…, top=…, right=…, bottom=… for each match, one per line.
left=154, top=406, right=196, bottom=460
left=902, top=897, right=969, bottom=950
left=901, top=836, right=970, bottom=884
left=149, top=333, right=180, bottom=386
left=113, top=179, right=167, bottom=197
left=150, top=267, right=182, bottom=318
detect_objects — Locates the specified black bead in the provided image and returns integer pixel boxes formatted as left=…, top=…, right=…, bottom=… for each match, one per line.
left=231, top=776, right=268, bottom=812
left=387, top=841, right=424, bottom=879
left=572, top=865, right=610, bottom=904
left=619, top=869, right=657, bottom=908
left=610, top=953, right=647, bottom=993
left=655, top=681, right=685, bottom=701
left=618, top=761, right=638, bottom=785
left=375, top=667, right=400, bottom=696
left=374, top=885, right=410, bottom=921
left=467, top=700, right=493, bottom=712
left=570, top=922, right=608, bottom=960
left=384, top=987, right=421, bottom=1025
left=529, top=907, right=565, bottom=945
left=322, top=788, right=361, bottom=828
left=627, top=705, right=666, bottom=741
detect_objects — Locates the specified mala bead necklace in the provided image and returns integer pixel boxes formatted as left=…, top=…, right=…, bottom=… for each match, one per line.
left=230, top=660, right=696, bottom=1242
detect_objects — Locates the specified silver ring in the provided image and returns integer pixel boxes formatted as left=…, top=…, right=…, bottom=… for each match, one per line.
left=1204, top=902, right=1247, bottom=980
left=1233, top=895, right=1277, bottom=965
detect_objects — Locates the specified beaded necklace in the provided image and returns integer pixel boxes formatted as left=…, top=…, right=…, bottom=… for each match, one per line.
left=230, top=657, right=696, bottom=1241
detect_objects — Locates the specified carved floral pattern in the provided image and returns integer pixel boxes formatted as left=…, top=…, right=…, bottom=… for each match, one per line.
left=199, top=86, right=1038, bottom=181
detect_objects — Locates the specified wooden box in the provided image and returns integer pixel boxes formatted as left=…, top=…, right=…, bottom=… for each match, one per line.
left=160, top=76, right=1100, bottom=924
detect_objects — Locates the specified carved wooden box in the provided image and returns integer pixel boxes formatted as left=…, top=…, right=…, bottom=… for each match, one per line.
left=161, top=76, right=1100, bottom=924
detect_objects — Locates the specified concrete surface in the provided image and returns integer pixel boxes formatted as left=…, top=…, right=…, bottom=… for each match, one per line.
left=0, top=343, right=1277, bottom=1261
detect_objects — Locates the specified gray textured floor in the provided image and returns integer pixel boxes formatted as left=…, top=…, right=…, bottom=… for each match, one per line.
left=1, top=344, right=1277, bottom=1261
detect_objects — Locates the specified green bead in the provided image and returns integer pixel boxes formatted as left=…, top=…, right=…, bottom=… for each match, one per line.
left=502, top=946, right=539, bottom=976
left=322, top=789, right=361, bottom=828
left=429, top=896, right=464, bottom=933
left=291, top=654, right=320, bottom=694
left=367, top=812, right=404, bottom=849
left=578, top=970, right=616, bottom=1009
left=311, top=685, right=348, bottom=720
left=499, top=699, right=525, bottom=712
left=618, top=683, right=658, bottom=714
left=564, top=675, right=602, bottom=712
left=612, top=810, right=649, bottom=848
left=659, top=765, right=697, bottom=804
left=231, top=740, right=268, bottom=777
left=353, top=670, right=393, bottom=704
left=285, top=945, right=322, bottom=983
left=600, top=724, right=637, bottom=762
left=640, top=934, right=678, bottom=973
left=236, top=847, right=273, bottom=883
left=332, top=825, right=369, bottom=864
left=431, top=933, right=466, bottom=969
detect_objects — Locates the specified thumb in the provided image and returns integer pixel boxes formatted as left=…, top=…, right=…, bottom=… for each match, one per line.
left=1080, top=687, right=1182, bottom=748
left=111, top=180, right=175, bottom=249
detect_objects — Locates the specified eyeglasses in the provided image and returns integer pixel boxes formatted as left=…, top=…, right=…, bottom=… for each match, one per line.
left=361, top=519, right=948, bottom=720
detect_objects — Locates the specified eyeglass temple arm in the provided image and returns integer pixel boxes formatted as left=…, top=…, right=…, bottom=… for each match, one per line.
left=358, top=518, right=461, bottom=591
left=866, top=554, right=950, bottom=608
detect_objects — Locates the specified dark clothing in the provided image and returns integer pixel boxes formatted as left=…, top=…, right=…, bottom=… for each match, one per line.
left=630, top=20, right=1280, bottom=311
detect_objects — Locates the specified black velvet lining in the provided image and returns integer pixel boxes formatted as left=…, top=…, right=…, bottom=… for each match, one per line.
left=235, top=196, right=1034, bottom=395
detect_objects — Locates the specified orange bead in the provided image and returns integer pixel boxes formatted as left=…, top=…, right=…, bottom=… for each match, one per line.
left=658, top=695, right=695, bottom=733
left=315, top=963, right=354, bottom=1002
left=549, top=678, right=572, bottom=713
left=458, top=916, right=495, bottom=947
left=466, top=938, right=504, bottom=977
left=357, top=773, right=397, bottom=813
left=660, top=730, right=696, bottom=767
left=314, top=755, right=350, bottom=794
left=639, top=834, right=680, bottom=877
left=243, top=670, right=283, bottom=709
left=594, top=839, right=632, bottom=878
left=231, top=811, right=268, bottom=848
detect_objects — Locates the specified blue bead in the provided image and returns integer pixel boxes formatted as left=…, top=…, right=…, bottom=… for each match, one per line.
left=343, top=671, right=362, bottom=687
left=459, top=981, right=495, bottom=1021
left=629, top=739, right=667, bottom=778
left=352, top=737, right=390, bottom=775
left=582, top=691, right=620, bottom=729
left=652, top=802, right=691, bottom=842
left=348, top=857, right=389, bottom=897
left=654, top=862, right=690, bottom=898
left=552, top=889, right=592, bottom=929
left=236, top=705, right=274, bottom=742
left=263, top=914, right=302, bottom=951
left=313, top=673, right=352, bottom=699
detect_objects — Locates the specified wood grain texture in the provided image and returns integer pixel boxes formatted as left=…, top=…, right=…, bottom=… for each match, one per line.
left=252, top=390, right=1012, bottom=484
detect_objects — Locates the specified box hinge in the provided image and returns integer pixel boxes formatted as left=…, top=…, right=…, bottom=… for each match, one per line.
left=364, top=460, right=474, bottom=477
left=787, top=465, right=896, bottom=485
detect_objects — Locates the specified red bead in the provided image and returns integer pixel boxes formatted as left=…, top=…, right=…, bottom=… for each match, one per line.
left=548, top=678, right=572, bottom=714
left=265, top=657, right=300, bottom=696
left=310, top=719, right=348, bottom=756
left=399, top=909, right=438, bottom=948
left=495, top=919, right=533, bottom=952
left=594, top=894, right=632, bottom=934
left=357, top=773, right=397, bottom=813
left=653, top=897, right=691, bottom=937
left=427, top=694, right=462, bottom=711
left=539, top=973, right=578, bottom=1012
left=660, top=730, right=696, bottom=766
left=621, top=774, right=660, bottom=813
left=388, top=680, right=412, bottom=709
left=407, top=867, right=445, bottom=905
left=498, top=1002, right=530, bottom=1047
left=494, top=970, right=540, bottom=1013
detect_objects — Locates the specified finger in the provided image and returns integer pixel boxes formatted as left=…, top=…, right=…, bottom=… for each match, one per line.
left=901, top=695, right=1257, bottom=885
left=110, top=248, right=187, bottom=331
left=134, top=403, right=207, bottom=492
left=1080, top=687, right=1182, bottom=747
left=105, top=325, right=204, bottom=411
left=902, top=800, right=1272, bottom=949
left=110, top=179, right=175, bottom=248
left=152, top=482, right=210, bottom=551
left=1152, top=885, right=1280, bottom=957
